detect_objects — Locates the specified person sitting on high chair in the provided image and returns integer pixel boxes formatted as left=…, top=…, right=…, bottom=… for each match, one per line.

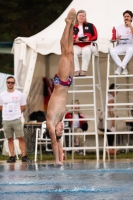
left=110, top=10, right=133, bottom=75
left=73, top=10, right=98, bottom=76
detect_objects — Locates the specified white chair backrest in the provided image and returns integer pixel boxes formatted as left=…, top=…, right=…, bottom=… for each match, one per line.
left=40, top=121, right=47, bottom=138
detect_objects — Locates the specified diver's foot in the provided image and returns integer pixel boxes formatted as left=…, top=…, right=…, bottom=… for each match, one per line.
left=65, top=8, right=76, bottom=24
left=54, top=162, right=63, bottom=167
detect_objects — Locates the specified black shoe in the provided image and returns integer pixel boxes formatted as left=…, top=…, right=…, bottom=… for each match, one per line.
left=22, top=156, right=32, bottom=163
left=7, top=156, right=16, bottom=163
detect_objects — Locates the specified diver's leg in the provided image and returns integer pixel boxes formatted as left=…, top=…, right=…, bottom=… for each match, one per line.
left=57, top=9, right=76, bottom=79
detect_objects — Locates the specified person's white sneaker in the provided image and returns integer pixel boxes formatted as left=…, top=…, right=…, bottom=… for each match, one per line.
left=121, top=68, right=128, bottom=75
left=115, top=67, right=122, bottom=75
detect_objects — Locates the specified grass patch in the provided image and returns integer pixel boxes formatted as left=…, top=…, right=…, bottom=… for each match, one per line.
left=0, top=151, right=133, bottom=162
left=0, top=151, right=133, bottom=161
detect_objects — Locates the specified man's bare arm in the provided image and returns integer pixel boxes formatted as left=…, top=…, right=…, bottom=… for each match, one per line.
left=20, top=105, right=26, bottom=113
left=108, top=99, right=115, bottom=127
left=0, top=106, right=2, bottom=111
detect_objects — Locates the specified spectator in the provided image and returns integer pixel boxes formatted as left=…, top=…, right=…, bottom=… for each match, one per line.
left=65, top=100, right=88, bottom=154
left=0, top=76, right=31, bottom=163
left=98, top=83, right=118, bottom=154
left=110, top=10, right=133, bottom=75
left=131, top=107, right=133, bottom=117
left=130, top=107, right=133, bottom=132
left=73, top=10, right=98, bottom=76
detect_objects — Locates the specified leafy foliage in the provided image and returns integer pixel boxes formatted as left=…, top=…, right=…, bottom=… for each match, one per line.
left=0, top=0, right=72, bottom=40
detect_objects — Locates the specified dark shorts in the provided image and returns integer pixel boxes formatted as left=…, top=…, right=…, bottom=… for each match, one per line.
left=3, top=119, right=24, bottom=139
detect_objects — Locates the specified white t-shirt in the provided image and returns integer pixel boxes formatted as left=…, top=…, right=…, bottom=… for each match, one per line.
left=73, top=114, right=80, bottom=128
left=78, top=26, right=84, bottom=37
left=117, top=23, right=133, bottom=44
left=0, top=89, right=26, bottom=121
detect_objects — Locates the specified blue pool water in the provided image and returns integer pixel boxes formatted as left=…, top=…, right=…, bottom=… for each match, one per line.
left=0, top=161, right=133, bottom=200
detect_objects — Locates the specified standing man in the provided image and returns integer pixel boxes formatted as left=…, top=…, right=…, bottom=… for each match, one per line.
left=46, top=9, right=76, bottom=166
left=110, top=10, right=133, bottom=75
left=106, top=83, right=117, bottom=154
left=98, top=83, right=118, bottom=154
left=0, top=76, right=31, bottom=163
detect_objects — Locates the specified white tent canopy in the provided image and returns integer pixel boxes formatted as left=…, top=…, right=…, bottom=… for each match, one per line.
left=13, top=0, right=133, bottom=120
left=13, top=0, right=133, bottom=54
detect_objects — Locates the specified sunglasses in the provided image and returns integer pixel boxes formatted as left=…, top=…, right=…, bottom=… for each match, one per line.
left=7, top=82, right=15, bottom=84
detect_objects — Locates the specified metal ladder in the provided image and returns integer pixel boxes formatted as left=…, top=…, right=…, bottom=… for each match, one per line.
left=63, top=50, right=103, bottom=162
left=103, top=45, right=133, bottom=161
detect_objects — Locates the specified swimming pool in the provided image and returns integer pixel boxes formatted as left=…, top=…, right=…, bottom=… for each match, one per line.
left=0, top=161, right=133, bottom=200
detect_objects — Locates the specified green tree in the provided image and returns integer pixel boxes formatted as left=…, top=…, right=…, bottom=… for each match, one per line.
left=0, top=0, right=72, bottom=41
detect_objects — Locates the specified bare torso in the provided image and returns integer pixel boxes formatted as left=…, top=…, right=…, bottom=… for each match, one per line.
left=46, top=84, right=68, bottom=127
